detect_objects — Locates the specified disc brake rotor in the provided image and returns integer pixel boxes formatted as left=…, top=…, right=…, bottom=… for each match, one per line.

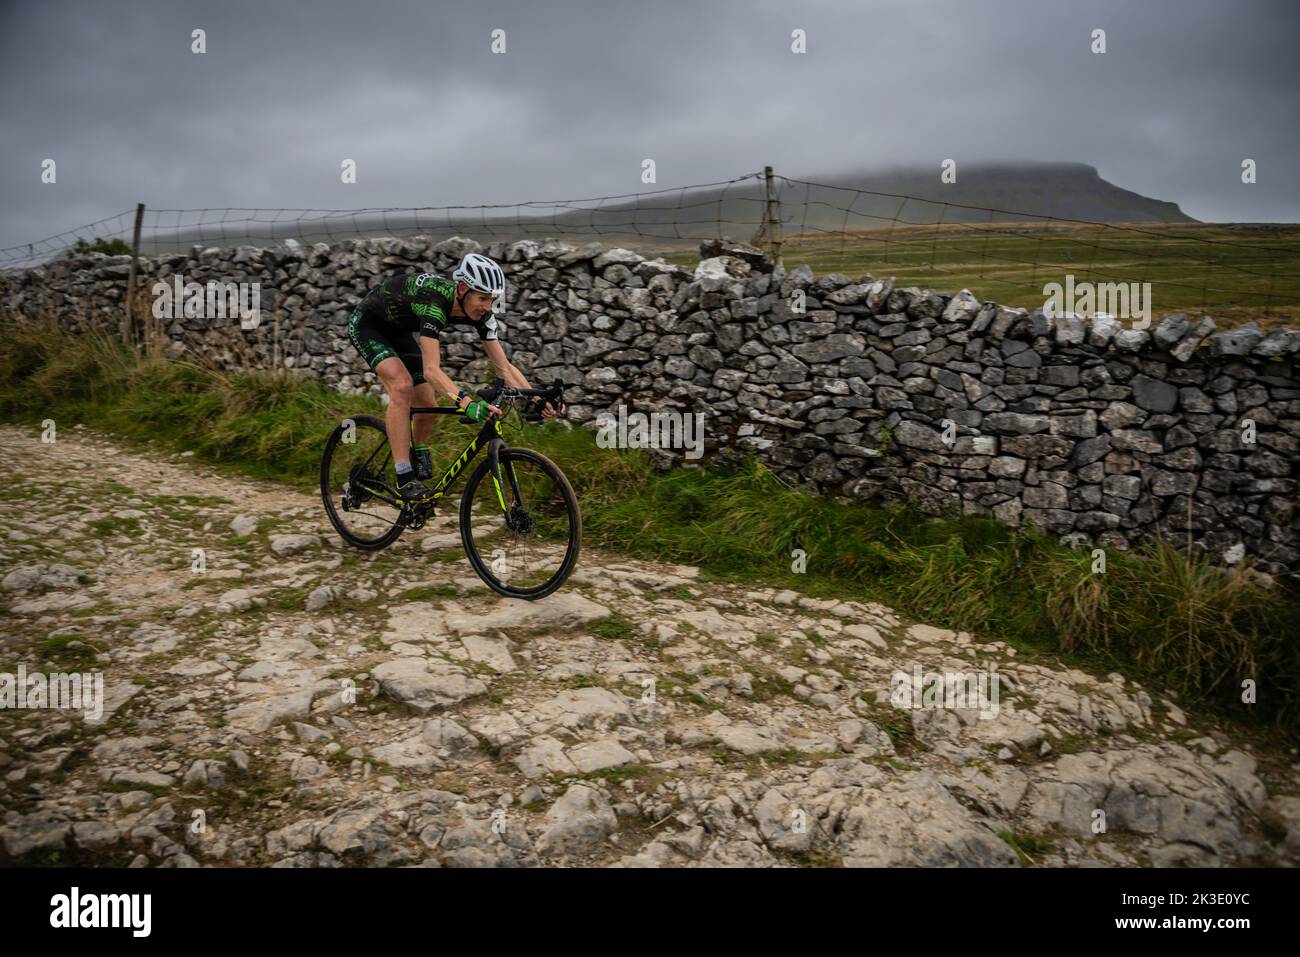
left=505, top=503, right=534, bottom=534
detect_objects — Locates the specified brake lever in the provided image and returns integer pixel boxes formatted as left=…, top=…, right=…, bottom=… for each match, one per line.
left=547, top=378, right=566, bottom=411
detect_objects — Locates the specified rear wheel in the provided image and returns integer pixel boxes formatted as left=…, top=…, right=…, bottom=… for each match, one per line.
left=459, top=448, right=581, bottom=599
left=320, top=414, right=406, bottom=550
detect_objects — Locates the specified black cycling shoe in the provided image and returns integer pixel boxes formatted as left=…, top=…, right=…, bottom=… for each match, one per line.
left=397, top=477, right=434, bottom=503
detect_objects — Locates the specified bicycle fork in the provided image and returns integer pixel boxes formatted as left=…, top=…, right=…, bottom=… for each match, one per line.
left=486, top=436, right=516, bottom=513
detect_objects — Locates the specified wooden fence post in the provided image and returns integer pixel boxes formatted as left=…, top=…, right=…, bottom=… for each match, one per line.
left=123, top=203, right=144, bottom=347
left=763, top=166, right=783, bottom=270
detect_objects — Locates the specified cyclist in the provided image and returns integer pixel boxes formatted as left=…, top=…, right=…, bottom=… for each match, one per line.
left=346, top=252, right=565, bottom=502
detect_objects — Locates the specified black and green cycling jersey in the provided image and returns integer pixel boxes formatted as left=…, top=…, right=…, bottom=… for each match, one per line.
left=347, top=272, right=501, bottom=383
left=354, top=272, right=500, bottom=341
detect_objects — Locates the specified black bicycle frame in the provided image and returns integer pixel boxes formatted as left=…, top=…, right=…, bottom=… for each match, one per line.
left=407, top=406, right=512, bottom=510
left=349, top=407, right=511, bottom=511
left=350, top=371, right=565, bottom=510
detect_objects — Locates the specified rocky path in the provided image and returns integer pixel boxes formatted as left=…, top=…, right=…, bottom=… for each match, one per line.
left=1, top=423, right=1297, bottom=868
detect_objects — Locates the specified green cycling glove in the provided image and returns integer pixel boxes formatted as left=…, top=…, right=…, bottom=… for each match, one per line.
left=462, top=399, right=491, bottom=422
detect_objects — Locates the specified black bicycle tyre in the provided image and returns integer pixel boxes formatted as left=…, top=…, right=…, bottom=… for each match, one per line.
left=320, top=414, right=406, bottom=551
left=459, top=448, right=581, bottom=600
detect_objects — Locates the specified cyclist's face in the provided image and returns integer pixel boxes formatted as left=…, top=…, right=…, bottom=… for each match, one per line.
left=459, top=285, right=495, bottom=320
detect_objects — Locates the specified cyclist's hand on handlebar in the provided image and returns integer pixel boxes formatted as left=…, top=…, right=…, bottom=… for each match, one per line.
left=522, top=395, right=564, bottom=421
left=461, top=399, right=501, bottom=422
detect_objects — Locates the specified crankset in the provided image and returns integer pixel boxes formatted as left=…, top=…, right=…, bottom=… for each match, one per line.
left=400, top=499, right=437, bottom=529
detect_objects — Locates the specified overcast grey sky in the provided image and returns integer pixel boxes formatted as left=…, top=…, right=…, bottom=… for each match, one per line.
left=2, top=0, right=1298, bottom=251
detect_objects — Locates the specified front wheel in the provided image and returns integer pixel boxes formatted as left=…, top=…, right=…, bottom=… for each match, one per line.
left=459, top=448, right=581, bottom=599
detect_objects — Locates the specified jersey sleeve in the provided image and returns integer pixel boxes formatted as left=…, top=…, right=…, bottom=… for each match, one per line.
left=478, top=313, right=502, bottom=342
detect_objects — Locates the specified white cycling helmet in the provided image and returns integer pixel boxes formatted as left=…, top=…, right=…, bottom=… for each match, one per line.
left=452, top=252, right=506, bottom=296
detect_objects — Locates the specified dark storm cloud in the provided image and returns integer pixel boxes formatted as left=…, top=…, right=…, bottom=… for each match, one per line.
left=2, top=0, right=1297, bottom=250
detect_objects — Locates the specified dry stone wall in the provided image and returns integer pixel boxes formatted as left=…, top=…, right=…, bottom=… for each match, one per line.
left=3, top=235, right=1298, bottom=574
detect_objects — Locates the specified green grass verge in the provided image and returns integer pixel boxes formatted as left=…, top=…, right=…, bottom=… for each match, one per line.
left=2, top=319, right=1297, bottom=733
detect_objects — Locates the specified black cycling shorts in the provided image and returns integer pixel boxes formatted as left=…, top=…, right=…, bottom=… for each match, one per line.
left=347, top=309, right=425, bottom=386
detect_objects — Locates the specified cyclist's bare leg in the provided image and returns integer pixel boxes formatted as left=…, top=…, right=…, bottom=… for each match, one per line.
left=411, top=381, right=440, bottom=448
left=375, top=358, right=415, bottom=472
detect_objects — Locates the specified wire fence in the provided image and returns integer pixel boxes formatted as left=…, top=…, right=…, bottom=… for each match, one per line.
left=4, top=168, right=1298, bottom=326
left=773, top=175, right=1299, bottom=326
left=0, top=172, right=769, bottom=270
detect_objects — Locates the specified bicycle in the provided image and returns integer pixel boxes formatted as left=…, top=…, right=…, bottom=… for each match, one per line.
left=319, top=379, right=581, bottom=600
